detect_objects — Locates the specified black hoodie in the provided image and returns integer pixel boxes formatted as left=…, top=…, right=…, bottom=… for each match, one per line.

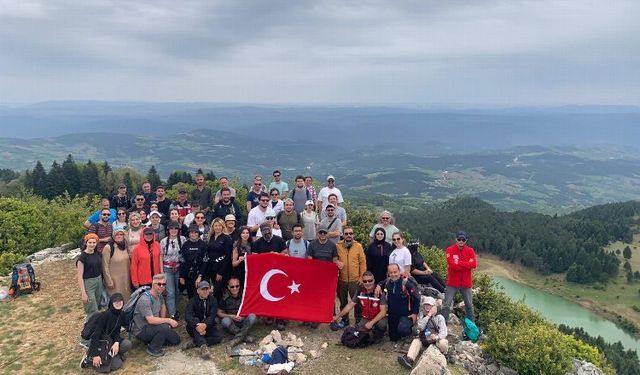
left=88, top=293, right=125, bottom=358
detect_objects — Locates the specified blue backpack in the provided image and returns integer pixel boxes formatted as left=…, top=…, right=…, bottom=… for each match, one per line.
left=462, top=317, right=480, bottom=342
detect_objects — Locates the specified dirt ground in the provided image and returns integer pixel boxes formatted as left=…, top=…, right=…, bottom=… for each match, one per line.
left=0, top=260, right=467, bottom=375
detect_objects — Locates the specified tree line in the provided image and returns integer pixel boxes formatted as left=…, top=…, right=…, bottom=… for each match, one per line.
left=396, top=197, right=640, bottom=284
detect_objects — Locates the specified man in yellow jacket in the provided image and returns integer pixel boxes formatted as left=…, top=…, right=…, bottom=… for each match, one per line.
left=335, top=227, right=367, bottom=327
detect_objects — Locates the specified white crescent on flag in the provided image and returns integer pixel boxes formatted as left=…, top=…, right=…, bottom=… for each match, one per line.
left=259, top=269, right=287, bottom=302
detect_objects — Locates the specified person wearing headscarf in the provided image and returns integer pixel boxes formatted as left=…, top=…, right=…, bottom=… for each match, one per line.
left=130, top=227, right=162, bottom=289
left=80, top=293, right=133, bottom=372
left=366, top=228, right=392, bottom=283
left=102, top=227, right=131, bottom=301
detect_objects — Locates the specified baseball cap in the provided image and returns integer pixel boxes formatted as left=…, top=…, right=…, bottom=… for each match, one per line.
left=198, top=281, right=210, bottom=289
left=326, top=175, right=335, bottom=181
left=318, top=225, right=329, bottom=233
left=143, top=227, right=154, bottom=235
left=421, top=296, right=437, bottom=307
left=305, top=200, right=314, bottom=206
left=224, top=214, right=236, bottom=222
left=188, top=223, right=200, bottom=233
left=167, top=221, right=180, bottom=230
left=456, top=231, right=467, bottom=240
left=149, top=210, right=162, bottom=217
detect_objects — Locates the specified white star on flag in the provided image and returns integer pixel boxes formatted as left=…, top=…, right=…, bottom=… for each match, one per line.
left=288, top=280, right=301, bottom=294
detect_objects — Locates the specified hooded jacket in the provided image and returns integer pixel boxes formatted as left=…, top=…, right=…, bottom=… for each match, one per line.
left=445, top=243, right=477, bottom=288
left=366, top=228, right=392, bottom=283
left=130, top=230, right=162, bottom=286
left=88, top=294, right=125, bottom=358
left=336, top=239, right=367, bottom=283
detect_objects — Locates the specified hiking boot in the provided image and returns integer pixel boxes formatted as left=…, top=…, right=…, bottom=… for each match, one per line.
left=228, top=336, right=243, bottom=348
left=146, top=347, right=165, bottom=357
left=227, top=324, right=241, bottom=335
left=79, top=356, right=90, bottom=369
left=182, top=341, right=196, bottom=351
left=397, top=355, right=413, bottom=370
left=199, top=345, right=211, bottom=360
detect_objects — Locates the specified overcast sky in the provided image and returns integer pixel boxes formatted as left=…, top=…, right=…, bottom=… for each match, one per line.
left=0, top=0, right=638, bottom=106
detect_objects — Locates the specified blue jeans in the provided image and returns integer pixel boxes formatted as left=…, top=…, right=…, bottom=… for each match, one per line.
left=163, top=266, right=181, bottom=317
left=221, top=314, right=257, bottom=333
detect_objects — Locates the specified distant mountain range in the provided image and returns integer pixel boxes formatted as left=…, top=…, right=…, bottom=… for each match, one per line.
left=1, top=102, right=639, bottom=213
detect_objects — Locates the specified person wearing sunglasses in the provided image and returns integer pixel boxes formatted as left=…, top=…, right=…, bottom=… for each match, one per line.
left=111, top=208, right=128, bottom=231
left=110, top=183, right=132, bottom=211
left=218, top=277, right=257, bottom=347
left=332, top=271, right=388, bottom=342
left=129, top=193, right=148, bottom=214
left=246, top=177, right=264, bottom=212
left=84, top=198, right=117, bottom=229
left=87, top=208, right=114, bottom=254
left=389, top=233, right=412, bottom=276
left=268, top=170, right=289, bottom=199
left=442, top=231, right=477, bottom=323
left=131, top=274, right=181, bottom=357
left=335, top=227, right=367, bottom=327
left=247, top=192, right=270, bottom=236
left=268, top=188, right=284, bottom=216
left=369, top=210, right=399, bottom=245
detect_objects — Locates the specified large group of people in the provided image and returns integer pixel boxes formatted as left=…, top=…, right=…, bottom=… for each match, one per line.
left=77, top=171, right=478, bottom=372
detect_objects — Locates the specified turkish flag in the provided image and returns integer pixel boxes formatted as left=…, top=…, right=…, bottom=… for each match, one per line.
left=238, top=253, right=338, bottom=323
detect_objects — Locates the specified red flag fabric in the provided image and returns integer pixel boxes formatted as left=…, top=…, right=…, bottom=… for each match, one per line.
left=238, top=253, right=338, bottom=323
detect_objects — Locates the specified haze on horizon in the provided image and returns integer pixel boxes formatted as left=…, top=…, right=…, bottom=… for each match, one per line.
left=1, top=0, right=639, bottom=107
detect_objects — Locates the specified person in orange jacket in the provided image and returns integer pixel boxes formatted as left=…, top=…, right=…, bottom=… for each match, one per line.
left=131, top=227, right=162, bottom=288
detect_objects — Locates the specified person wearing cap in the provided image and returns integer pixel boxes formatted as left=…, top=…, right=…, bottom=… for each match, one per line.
left=268, top=170, right=289, bottom=199
left=180, top=223, right=208, bottom=299
left=79, top=293, right=133, bottom=372
left=332, top=271, right=388, bottom=340
left=84, top=198, right=117, bottom=229
left=131, top=274, right=181, bottom=357
left=148, top=210, right=165, bottom=242
left=317, top=175, right=344, bottom=212
left=102, top=227, right=131, bottom=301
left=442, top=231, right=477, bottom=323
left=160, top=221, right=187, bottom=320
left=301, top=199, right=319, bottom=241
left=307, top=225, right=338, bottom=263
left=255, top=208, right=281, bottom=239
left=318, top=204, right=343, bottom=244
left=129, top=192, right=148, bottom=213
left=247, top=192, right=270, bottom=236
left=110, top=183, right=132, bottom=211
left=130, top=227, right=162, bottom=289
left=398, top=296, right=448, bottom=369
left=290, top=175, right=311, bottom=214
left=170, top=187, right=191, bottom=222
left=320, top=194, right=347, bottom=226
left=191, top=174, right=213, bottom=216
left=252, top=222, right=287, bottom=254
left=223, top=214, right=239, bottom=242
left=88, top=208, right=114, bottom=254
left=213, top=187, right=243, bottom=224
left=217, top=276, right=257, bottom=347
left=184, top=280, right=221, bottom=359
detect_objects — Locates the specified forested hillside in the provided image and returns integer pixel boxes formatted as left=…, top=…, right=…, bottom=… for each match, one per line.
left=396, top=197, right=640, bottom=284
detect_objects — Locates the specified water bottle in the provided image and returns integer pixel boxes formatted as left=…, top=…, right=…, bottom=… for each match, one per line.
left=244, top=358, right=257, bottom=366
left=424, top=329, right=432, bottom=338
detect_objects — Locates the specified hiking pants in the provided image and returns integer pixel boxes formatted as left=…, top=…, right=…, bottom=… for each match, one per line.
left=95, top=339, right=132, bottom=373
left=137, top=323, right=181, bottom=351
left=412, top=273, right=446, bottom=293
left=442, top=286, right=474, bottom=322
left=186, top=324, right=223, bottom=347
left=357, top=317, right=387, bottom=342
left=337, top=281, right=361, bottom=324
left=83, top=276, right=103, bottom=320
left=388, top=315, right=412, bottom=342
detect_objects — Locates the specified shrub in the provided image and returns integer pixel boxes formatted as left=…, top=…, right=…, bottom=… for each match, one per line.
left=419, top=245, right=448, bottom=277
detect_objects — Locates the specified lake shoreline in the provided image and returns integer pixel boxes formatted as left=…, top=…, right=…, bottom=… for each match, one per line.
left=476, top=253, right=640, bottom=339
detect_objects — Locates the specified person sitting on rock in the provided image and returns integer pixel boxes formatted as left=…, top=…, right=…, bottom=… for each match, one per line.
left=217, top=277, right=257, bottom=347
left=184, top=281, right=222, bottom=359
left=397, top=296, right=448, bottom=369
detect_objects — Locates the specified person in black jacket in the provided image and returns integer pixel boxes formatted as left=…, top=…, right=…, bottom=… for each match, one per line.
left=366, top=228, right=392, bottom=283
left=184, top=281, right=222, bottom=359
left=180, top=224, right=207, bottom=300
left=212, top=188, right=243, bottom=224
left=80, top=293, right=132, bottom=372
left=196, top=218, right=233, bottom=300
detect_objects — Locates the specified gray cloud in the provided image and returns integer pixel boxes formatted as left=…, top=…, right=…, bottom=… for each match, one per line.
left=0, top=0, right=638, bottom=105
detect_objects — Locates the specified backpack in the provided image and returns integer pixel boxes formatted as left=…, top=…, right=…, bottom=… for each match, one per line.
left=81, top=311, right=104, bottom=340
left=271, top=345, right=289, bottom=364
left=286, top=239, right=308, bottom=253
left=122, top=286, right=152, bottom=331
left=8, top=263, right=40, bottom=297
left=290, top=188, right=310, bottom=201
left=462, top=317, right=480, bottom=343
left=341, top=326, right=371, bottom=348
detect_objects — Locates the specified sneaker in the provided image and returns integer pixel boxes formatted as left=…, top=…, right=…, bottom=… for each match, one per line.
left=146, top=347, right=165, bottom=357
left=397, top=355, right=413, bottom=370
left=336, top=320, right=346, bottom=329
left=79, top=339, right=90, bottom=349
left=79, top=356, right=90, bottom=369
left=199, top=345, right=211, bottom=360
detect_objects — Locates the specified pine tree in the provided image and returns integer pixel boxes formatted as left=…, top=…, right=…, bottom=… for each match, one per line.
left=205, top=171, right=216, bottom=181
left=47, top=160, right=67, bottom=198
left=146, top=165, right=162, bottom=188
left=79, top=160, right=102, bottom=195
left=123, top=172, right=134, bottom=193
left=196, top=168, right=204, bottom=175
left=101, top=161, right=112, bottom=175
left=30, top=161, right=49, bottom=197
left=61, top=154, right=81, bottom=196
left=623, top=246, right=632, bottom=260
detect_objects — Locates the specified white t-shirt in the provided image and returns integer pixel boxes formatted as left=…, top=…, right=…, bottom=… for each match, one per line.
left=317, top=186, right=344, bottom=210
left=247, top=206, right=268, bottom=229
left=389, top=246, right=412, bottom=274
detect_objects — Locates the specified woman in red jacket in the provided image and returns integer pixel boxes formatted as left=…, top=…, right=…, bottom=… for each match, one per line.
left=130, top=227, right=162, bottom=288
left=442, top=231, right=477, bottom=323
